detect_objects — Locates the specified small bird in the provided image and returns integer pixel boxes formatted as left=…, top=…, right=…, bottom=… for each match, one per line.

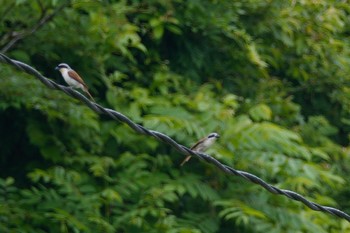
left=180, top=132, right=220, bottom=166
left=55, top=63, right=94, bottom=101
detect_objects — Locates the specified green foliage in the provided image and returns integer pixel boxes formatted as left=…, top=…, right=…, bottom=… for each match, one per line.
left=1, top=0, right=350, bottom=232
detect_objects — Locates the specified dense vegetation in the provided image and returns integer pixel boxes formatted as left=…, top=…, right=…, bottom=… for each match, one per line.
left=1, top=0, right=350, bottom=232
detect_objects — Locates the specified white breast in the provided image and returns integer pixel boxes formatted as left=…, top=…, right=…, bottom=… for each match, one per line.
left=195, top=137, right=217, bottom=152
left=202, top=138, right=216, bottom=149
left=61, top=68, right=83, bottom=89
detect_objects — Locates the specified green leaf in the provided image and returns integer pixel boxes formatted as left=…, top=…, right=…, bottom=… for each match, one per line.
left=249, top=104, right=272, bottom=121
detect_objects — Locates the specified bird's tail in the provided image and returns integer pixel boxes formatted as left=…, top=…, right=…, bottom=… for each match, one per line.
left=180, top=155, right=191, bottom=166
left=84, top=88, right=95, bottom=102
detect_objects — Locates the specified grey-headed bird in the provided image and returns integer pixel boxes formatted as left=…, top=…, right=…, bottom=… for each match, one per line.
left=55, top=63, right=94, bottom=101
left=181, top=132, right=220, bottom=166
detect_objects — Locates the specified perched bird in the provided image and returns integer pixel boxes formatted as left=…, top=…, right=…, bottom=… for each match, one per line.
left=180, top=132, right=220, bottom=166
left=55, top=63, right=94, bottom=101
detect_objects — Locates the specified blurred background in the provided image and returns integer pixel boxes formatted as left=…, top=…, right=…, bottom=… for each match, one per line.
left=1, top=0, right=350, bottom=232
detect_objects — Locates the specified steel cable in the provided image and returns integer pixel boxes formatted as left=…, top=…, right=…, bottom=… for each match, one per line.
left=1, top=52, right=349, bottom=222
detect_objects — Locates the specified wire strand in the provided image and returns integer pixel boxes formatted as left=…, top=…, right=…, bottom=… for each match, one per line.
left=1, top=52, right=349, bottom=222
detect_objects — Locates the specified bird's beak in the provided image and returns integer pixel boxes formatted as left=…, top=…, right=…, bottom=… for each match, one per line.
left=216, top=135, right=220, bottom=138
left=55, top=66, right=59, bottom=70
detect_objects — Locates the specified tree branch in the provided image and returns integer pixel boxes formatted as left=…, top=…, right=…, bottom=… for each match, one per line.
left=0, top=1, right=71, bottom=53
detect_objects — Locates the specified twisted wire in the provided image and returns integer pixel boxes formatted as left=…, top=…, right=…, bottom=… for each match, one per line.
left=1, top=52, right=349, bottom=222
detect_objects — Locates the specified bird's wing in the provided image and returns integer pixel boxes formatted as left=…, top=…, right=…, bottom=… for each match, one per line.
left=190, top=137, right=206, bottom=151
left=68, top=70, right=87, bottom=87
